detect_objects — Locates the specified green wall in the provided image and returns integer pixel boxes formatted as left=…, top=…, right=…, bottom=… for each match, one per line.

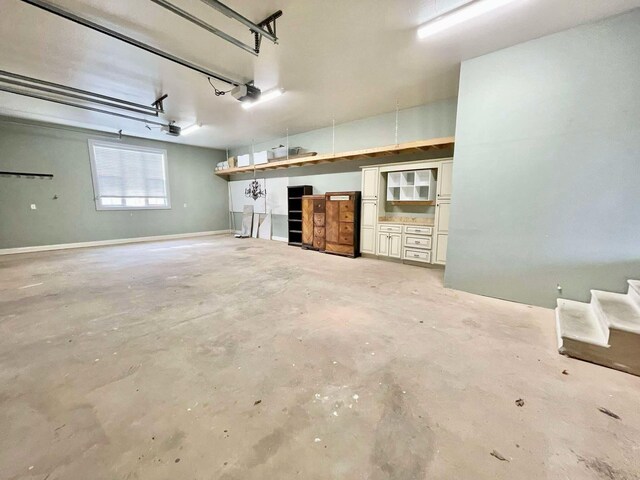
left=0, top=118, right=229, bottom=249
left=230, top=99, right=457, bottom=238
left=445, top=9, right=640, bottom=307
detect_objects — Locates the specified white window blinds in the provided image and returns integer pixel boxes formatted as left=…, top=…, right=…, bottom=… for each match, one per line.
left=88, top=140, right=170, bottom=210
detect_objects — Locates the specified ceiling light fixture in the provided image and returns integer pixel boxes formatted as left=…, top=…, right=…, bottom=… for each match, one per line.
left=417, top=0, right=518, bottom=39
left=242, top=88, right=283, bottom=110
left=181, top=123, right=201, bottom=135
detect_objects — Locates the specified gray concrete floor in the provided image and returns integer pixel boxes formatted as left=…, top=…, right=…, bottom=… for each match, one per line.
left=1, top=235, right=639, bottom=480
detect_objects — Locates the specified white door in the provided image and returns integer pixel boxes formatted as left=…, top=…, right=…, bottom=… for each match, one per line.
left=377, top=232, right=389, bottom=256
left=361, top=200, right=377, bottom=228
left=436, top=201, right=451, bottom=233
left=437, top=161, right=453, bottom=200
left=434, top=234, right=448, bottom=265
left=362, top=168, right=379, bottom=200
left=361, top=228, right=376, bottom=254
left=389, top=233, right=402, bottom=258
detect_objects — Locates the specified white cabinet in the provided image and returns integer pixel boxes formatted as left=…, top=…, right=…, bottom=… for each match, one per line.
left=377, top=225, right=401, bottom=259
left=434, top=234, right=448, bottom=264
left=433, top=200, right=451, bottom=265
left=360, top=200, right=377, bottom=254
left=361, top=227, right=376, bottom=254
left=387, top=169, right=436, bottom=202
left=362, top=167, right=379, bottom=200
left=437, top=161, right=453, bottom=200
left=436, top=202, right=450, bottom=233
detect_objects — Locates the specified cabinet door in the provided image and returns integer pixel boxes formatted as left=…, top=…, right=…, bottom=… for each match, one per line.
left=437, top=161, right=453, bottom=199
left=434, top=234, right=448, bottom=265
left=301, top=197, right=313, bottom=245
left=361, top=200, right=377, bottom=229
left=377, top=232, right=389, bottom=256
left=435, top=201, right=450, bottom=234
left=325, top=200, right=340, bottom=243
left=389, top=233, right=402, bottom=258
left=362, top=168, right=379, bottom=199
left=361, top=228, right=376, bottom=254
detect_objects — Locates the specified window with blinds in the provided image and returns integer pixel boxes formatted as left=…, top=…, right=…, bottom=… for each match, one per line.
left=88, top=140, right=170, bottom=210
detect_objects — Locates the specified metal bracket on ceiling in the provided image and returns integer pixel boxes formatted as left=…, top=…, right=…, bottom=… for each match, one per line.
left=151, top=94, right=168, bottom=113
left=253, top=10, right=283, bottom=55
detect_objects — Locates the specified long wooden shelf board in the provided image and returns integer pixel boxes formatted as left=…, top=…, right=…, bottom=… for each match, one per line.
left=215, top=137, right=454, bottom=176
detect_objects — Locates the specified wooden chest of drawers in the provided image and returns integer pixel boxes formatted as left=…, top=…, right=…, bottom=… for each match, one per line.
left=302, top=195, right=326, bottom=251
left=324, top=191, right=361, bottom=258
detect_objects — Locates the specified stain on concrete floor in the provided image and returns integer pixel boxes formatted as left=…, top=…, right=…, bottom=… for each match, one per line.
left=1, top=235, right=639, bottom=479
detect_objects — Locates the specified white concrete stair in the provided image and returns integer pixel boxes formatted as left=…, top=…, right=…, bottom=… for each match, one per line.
left=556, top=279, right=640, bottom=376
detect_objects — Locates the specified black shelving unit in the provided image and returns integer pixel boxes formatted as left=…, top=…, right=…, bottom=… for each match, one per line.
left=287, top=185, right=312, bottom=246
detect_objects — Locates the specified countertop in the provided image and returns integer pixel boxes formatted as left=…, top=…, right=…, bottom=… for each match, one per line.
left=378, top=216, right=434, bottom=226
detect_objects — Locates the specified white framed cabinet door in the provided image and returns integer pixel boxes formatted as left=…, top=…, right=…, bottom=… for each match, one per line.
left=377, top=232, right=390, bottom=256
left=362, top=167, right=379, bottom=200
left=434, top=234, right=448, bottom=264
left=389, top=233, right=402, bottom=258
left=433, top=200, right=451, bottom=265
left=361, top=228, right=376, bottom=254
left=437, top=161, right=453, bottom=200
left=360, top=200, right=377, bottom=254
left=435, top=201, right=450, bottom=233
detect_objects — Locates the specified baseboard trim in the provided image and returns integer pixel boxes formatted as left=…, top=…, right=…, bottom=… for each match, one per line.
left=0, top=230, right=231, bottom=255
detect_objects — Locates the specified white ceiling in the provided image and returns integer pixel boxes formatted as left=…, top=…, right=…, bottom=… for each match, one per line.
left=1, top=0, right=639, bottom=150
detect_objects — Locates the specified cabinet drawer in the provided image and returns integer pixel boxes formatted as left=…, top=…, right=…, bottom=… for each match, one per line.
left=378, top=224, right=401, bottom=233
left=314, top=213, right=325, bottom=227
left=404, top=225, right=432, bottom=236
left=313, top=199, right=325, bottom=212
left=314, top=227, right=325, bottom=238
left=403, top=248, right=431, bottom=263
left=339, top=223, right=354, bottom=235
left=405, top=236, right=432, bottom=249
left=340, top=211, right=354, bottom=222
left=339, top=233, right=354, bottom=245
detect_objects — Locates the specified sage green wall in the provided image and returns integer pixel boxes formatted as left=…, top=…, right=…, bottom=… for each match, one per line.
left=0, top=118, right=229, bottom=249
left=230, top=99, right=457, bottom=238
left=445, top=9, right=640, bottom=307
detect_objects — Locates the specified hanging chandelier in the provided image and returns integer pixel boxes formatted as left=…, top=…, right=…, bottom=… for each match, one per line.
left=245, top=170, right=266, bottom=201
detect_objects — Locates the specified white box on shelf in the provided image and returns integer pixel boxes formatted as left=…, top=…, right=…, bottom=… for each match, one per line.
left=237, top=154, right=251, bottom=167
left=253, top=150, right=269, bottom=165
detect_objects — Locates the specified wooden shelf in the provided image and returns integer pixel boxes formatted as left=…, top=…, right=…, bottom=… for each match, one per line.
left=216, top=137, right=454, bottom=176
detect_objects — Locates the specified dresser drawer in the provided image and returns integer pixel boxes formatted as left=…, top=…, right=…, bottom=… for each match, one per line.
left=314, top=213, right=325, bottom=227
left=403, top=248, right=431, bottom=263
left=404, top=236, right=432, bottom=249
left=378, top=224, right=401, bottom=233
left=404, top=225, right=432, bottom=236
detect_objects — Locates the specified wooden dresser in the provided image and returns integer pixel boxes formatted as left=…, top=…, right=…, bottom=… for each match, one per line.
left=324, top=191, right=361, bottom=258
left=302, top=195, right=326, bottom=251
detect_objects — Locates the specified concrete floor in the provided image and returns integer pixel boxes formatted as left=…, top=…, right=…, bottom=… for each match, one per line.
left=1, top=235, right=639, bottom=480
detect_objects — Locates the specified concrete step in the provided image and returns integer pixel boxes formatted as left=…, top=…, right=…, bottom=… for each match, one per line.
left=628, top=280, right=640, bottom=307
left=556, top=299, right=609, bottom=347
left=592, top=289, right=640, bottom=334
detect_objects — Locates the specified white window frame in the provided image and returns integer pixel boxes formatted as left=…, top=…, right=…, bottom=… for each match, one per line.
left=88, top=139, right=171, bottom=211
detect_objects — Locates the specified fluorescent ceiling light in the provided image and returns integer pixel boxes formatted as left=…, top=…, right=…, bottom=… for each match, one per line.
left=417, top=0, right=518, bottom=39
left=181, top=123, right=201, bottom=135
left=242, top=88, right=283, bottom=109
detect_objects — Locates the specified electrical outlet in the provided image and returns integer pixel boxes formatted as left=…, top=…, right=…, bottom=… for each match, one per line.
left=30, top=204, right=37, bottom=210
